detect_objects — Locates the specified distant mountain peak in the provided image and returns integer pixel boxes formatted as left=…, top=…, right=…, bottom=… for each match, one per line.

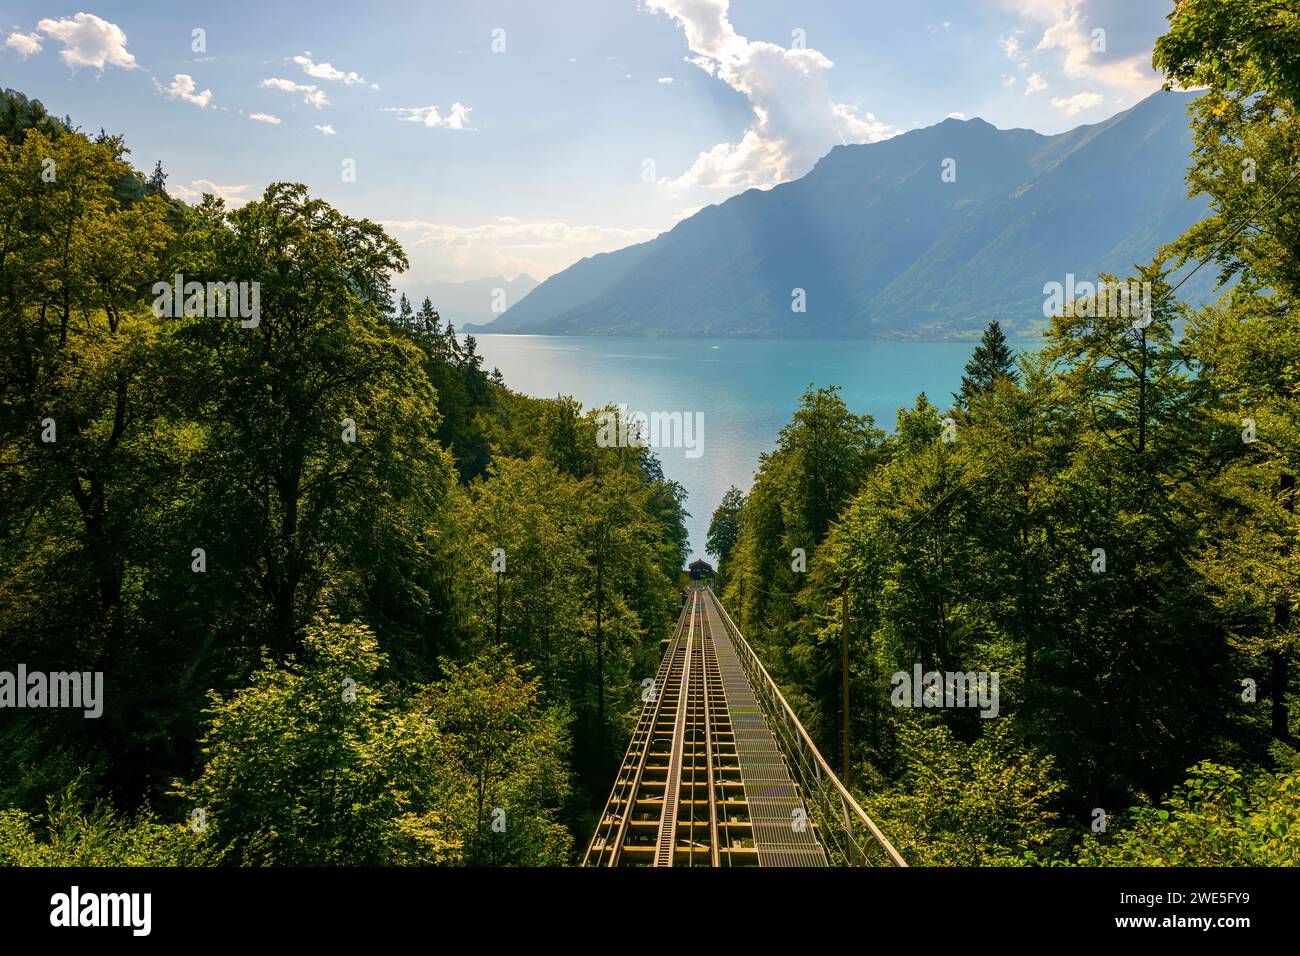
left=400, top=273, right=540, bottom=329
left=489, top=90, right=1210, bottom=339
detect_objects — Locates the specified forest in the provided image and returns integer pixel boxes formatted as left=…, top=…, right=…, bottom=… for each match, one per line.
left=2, top=0, right=1298, bottom=866
left=706, top=0, right=1300, bottom=866
left=0, top=85, right=689, bottom=864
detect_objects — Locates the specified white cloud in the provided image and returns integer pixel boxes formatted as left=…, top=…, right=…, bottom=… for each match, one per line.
left=1000, top=0, right=1160, bottom=96
left=1000, top=34, right=1022, bottom=59
left=947, top=112, right=968, bottom=120
left=383, top=103, right=473, bottom=130
left=249, top=112, right=281, bottom=124
left=1025, top=72, right=1048, bottom=94
left=1001, top=73, right=1017, bottom=86
left=313, top=123, right=336, bottom=135
left=159, top=73, right=212, bottom=108
left=37, top=13, right=135, bottom=70
left=171, top=179, right=253, bottom=207
left=658, top=76, right=675, bottom=85
left=5, top=31, right=42, bottom=58
left=644, top=0, right=895, bottom=189
left=260, top=77, right=330, bottom=109
left=293, top=52, right=369, bottom=86
left=1051, top=91, right=1104, bottom=114
left=381, top=218, right=661, bottom=282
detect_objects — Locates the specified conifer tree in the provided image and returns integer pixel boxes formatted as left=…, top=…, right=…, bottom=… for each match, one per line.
left=956, top=320, right=1017, bottom=410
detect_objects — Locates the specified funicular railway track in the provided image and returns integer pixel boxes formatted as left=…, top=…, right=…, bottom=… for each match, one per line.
left=584, top=585, right=902, bottom=867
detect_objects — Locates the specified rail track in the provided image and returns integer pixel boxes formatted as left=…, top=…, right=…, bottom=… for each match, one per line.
left=583, top=585, right=904, bottom=867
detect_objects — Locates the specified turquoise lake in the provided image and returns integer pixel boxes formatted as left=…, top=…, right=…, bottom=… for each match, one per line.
left=472, top=334, right=1020, bottom=562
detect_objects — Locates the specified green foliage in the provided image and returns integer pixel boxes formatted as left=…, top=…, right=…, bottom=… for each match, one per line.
left=394, top=294, right=497, bottom=481
left=175, top=616, right=458, bottom=865
left=0, top=87, right=70, bottom=143
left=721, top=385, right=881, bottom=663
left=451, top=456, right=587, bottom=691
left=176, top=617, right=571, bottom=866
left=864, top=721, right=1067, bottom=866
left=774, top=384, right=884, bottom=548
left=1077, top=761, right=1300, bottom=866
left=0, top=781, right=204, bottom=866
left=449, top=400, right=687, bottom=808
left=707, top=485, right=746, bottom=582
left=180, top=182, right=455, bottom=652
left=0, top=101, right=685, bottom=865
left=418, top=654, right=572, bottom=866
left=1154, top=0, right=1300, bottom=110
left=956, top=320, right=1018, bottom=411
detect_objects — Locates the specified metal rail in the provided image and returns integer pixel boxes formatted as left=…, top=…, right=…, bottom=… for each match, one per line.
left=654, top=592, right=695, bottom=865
left=709, top=587, right=907, bottom=867
left=582, top=592, right=692, bottom=866
left=586, top=587, right=766, bottom=865
left=583, top=584, right=902, bottom=866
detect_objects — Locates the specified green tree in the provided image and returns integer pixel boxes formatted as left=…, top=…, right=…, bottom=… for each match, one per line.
left=706, top=485, right=745, bottom=577
left=1156, top=1, right=1300, bottom=744
left=865, top=721, right=1067, bottom=866
left=1077, top=760, right=1300, bottom=866
left=177, top=616, right=460, bottom=865
left=452, top=456, right=586, bottom=691
left=419, top=654, right=572, bottom=866
left=145, top=160, right=167, bottom=197
left=181, top=183, right=454, bottom=651
left=777, top=384, right=883, bottom=548
left=955, top=319, right=1018, bottom=411
left=0, top=87, right=69, bottom=142
left=1154, top=0, right=1300, bottom=110
left=722, top=385, right=882, bottom=652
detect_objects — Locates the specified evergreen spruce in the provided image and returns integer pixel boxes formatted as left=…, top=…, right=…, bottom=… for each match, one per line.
left=956, top=320, right=1018, bottom=409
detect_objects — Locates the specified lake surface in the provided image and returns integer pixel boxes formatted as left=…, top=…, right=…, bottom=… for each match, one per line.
left=472, top=335, right=996, bottom=562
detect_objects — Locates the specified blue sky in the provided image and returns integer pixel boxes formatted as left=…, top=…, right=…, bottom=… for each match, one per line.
left=2, top=1, right=1174, bottom=285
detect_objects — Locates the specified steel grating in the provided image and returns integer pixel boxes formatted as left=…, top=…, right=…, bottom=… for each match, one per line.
left=582, top=586, right=827, bottom=866
left=703, top=588, right=828, bottom=866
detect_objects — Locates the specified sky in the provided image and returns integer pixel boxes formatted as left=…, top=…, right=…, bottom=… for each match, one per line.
left=2, top=0, right=1174, bottom=287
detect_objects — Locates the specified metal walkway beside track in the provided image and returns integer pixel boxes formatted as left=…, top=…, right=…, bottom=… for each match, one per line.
left=583, top=585, right=906, bottom=867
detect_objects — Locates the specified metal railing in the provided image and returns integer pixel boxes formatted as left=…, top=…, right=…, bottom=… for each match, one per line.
left=709, top=588, right=907, bottom=867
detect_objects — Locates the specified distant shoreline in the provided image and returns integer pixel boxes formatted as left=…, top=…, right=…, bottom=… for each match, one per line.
left=465, top=329, right=1048, bottom=344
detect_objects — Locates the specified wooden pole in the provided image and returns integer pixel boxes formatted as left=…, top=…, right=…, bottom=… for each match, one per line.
left=739, top=574, right=745, bottom=630
left=841, top=576, right=850, bottom=786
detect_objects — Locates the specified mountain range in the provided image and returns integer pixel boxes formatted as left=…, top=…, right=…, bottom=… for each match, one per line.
left=483, top=90, right=1213, bottom=339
